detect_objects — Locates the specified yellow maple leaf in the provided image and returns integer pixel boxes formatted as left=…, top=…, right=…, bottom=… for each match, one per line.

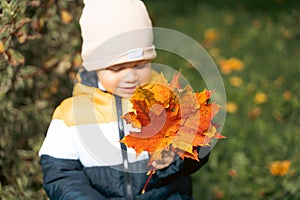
left=204, top=28, right=219, bottom=43
left=226, top=102, right=238, bottom=113
left=203, top=126, right=217, bottom=138
left=229, top=76, right=243, bottom=87
left=60, top=10, right=73, bottom=24
left=269, top=160, right=291, bottom=176
left=0, top=41, right=5, bottom=54
left=219, top=57, right=244, bottom=74
left=254, top=92, right=268, bottom=104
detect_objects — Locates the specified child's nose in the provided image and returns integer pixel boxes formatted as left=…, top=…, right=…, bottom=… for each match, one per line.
left=123, top=68, right=138, bottom=82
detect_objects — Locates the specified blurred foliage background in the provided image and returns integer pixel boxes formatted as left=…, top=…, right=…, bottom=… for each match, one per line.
left=0, top=0, right=300, bottom=199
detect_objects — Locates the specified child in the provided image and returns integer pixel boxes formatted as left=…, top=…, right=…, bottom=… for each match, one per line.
left=39, top=0, right=209, bottom=199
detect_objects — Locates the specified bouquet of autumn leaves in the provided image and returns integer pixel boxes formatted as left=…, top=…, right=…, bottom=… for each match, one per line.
left=120, top=73, right=225, bottom=192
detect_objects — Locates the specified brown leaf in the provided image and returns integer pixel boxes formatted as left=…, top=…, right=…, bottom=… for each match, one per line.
left=7, top=48, right=25, bottom=67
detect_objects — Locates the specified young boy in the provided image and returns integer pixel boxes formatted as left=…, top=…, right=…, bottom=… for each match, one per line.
left=39, top=0, right=209, bottom=199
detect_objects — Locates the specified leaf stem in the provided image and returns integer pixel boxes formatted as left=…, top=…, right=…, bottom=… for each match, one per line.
left=142, top=167, right=156, bottom=194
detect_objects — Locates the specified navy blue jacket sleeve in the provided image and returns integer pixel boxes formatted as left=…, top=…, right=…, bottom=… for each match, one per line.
left=155, top=147, right=210, bottom=179
left=40, top=155, right=106, bottom=200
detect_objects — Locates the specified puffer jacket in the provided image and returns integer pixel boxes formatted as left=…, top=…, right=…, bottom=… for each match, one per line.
left=39, top=68, right=210, bottom=200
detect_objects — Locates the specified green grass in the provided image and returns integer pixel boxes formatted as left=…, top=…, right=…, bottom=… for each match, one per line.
left=145, top=1, right=300, bottom=199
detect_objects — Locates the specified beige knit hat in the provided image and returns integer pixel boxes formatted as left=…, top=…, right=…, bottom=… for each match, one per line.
left=80, top=0, right=157, bottom=71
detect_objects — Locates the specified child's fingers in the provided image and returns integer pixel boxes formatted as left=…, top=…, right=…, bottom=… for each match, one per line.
left=152, top=150, right=176, bottom=169
left=152, top=161, right=169, bottom=169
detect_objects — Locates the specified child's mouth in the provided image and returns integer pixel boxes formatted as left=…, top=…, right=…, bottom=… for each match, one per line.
left=120, top=86, right=137, bottom=93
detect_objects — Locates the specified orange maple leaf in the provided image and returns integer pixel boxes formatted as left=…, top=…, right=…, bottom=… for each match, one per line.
left=120, top=73, right=225, bottom=163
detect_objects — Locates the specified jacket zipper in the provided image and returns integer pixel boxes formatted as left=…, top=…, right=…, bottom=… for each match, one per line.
left=115, top=95, right=134, bottom=200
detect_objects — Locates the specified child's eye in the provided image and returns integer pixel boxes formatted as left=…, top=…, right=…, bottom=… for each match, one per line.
left=107, top=62, right=149, bottom=72
left=135, top=63, right=148, bottom=69
left=108, top=66, right=125, bottom=72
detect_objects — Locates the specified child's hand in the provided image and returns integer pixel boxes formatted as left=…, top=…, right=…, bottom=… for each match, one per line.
left=151, top=149, right=175, bottom=170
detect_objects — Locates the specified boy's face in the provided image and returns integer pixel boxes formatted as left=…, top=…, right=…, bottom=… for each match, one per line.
left=96, top=60, right=151, bottom=98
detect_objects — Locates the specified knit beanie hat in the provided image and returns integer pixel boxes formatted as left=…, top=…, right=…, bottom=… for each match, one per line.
left=80, top=0, right=157, bottom=71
